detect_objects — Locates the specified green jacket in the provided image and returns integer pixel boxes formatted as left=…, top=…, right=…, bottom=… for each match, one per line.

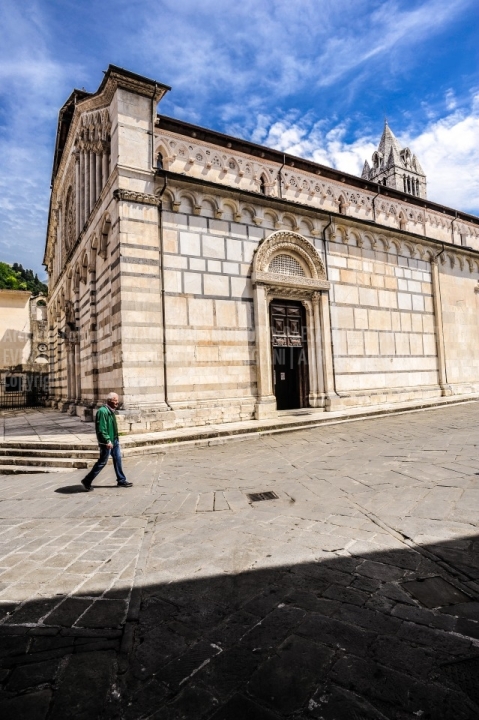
left=95, top=405, right=119, bottom=445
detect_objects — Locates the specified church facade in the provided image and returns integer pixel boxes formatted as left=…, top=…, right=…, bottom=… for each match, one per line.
left=43, top=66, right=479, bottom=433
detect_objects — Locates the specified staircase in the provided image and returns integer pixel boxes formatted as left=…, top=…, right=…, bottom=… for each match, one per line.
left=0, top=444, right=98, bottom=474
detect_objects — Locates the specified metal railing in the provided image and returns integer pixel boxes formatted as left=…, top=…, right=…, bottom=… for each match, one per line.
left=0, top=373, right=49, bottom=409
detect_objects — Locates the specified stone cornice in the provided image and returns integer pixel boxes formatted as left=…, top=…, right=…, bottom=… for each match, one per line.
left=159, top=172, right=479, bottom=268
left=253, top=271, right=330, bottom=292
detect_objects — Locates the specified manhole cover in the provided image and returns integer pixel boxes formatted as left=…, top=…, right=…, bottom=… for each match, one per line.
left=402, top=576, right=472, bottom=609
left=441, top=656, right=479, bottom=706
left=247, top=491, right=279, bottom=502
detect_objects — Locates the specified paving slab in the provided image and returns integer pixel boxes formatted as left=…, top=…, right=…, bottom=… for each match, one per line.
left=0, top=402, right=478, bottom=718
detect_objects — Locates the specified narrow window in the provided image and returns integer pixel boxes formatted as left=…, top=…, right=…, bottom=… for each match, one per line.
left=157, top=152, right=164, bottom=170
left=259, top=176, right=266, bottom=195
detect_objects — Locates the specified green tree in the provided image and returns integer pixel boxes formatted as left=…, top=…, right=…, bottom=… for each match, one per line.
left=0, top=262, right=47, bottom=295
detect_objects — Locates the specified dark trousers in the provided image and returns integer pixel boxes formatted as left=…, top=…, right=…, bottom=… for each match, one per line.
left=83, top=439, right=127, bottom=486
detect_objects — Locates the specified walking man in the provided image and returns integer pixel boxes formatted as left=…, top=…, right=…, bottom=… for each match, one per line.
left=81, top=392, right=132, bottom=491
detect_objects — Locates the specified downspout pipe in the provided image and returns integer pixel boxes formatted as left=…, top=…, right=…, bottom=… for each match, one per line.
left=432, top=243, right=449, bottom=391
left=157, top=174, right=173, bottom=411
left=277, top=154, right=286, bottom=199
left=322, top=214, right=338, bottom=396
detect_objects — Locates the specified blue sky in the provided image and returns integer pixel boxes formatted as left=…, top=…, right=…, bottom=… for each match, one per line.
left=0, top=0, right=478, bottom=277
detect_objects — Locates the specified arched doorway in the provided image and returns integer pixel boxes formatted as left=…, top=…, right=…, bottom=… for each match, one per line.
left=252, top=231, right=337, bottom=419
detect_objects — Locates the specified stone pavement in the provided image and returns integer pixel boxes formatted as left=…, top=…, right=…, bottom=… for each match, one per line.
left=0, top=402, right=478, bottom=719
left=0, top=408, right=97, bottom=444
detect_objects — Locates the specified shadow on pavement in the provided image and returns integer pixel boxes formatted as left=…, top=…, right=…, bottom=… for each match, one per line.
left=55, top=485, right=124, bottom=494
left=55, top=486, right=86, bottom=494
left=1, top=534, right=479, bottom=719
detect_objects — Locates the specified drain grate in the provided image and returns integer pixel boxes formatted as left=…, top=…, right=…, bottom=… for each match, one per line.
left=441, top=656, right=479, bottom=706
left=247, top=491, right=279, bottom=502
left=402, top=576, right=472, bottom=609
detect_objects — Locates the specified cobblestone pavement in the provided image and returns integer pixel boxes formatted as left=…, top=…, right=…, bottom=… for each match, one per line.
left=0, top=402, right=478, bottom=719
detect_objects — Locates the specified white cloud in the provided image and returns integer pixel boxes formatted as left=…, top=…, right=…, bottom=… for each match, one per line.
left=0, top=0, right=83, bottom=274
left=407, top=99, right=479, bottom=212
left=247, top=97, right=479, bottom=214
left=133, top=0, right=474, bottom=114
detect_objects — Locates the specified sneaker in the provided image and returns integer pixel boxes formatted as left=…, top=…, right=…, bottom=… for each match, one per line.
left=117, top=481, right=133, bottom=487
left=81, top=479, right=93, bottom=492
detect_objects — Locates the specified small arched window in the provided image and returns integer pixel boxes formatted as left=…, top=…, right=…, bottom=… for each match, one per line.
left=156, top=152, right=164, bottom=170
left=259, top=176, right=267, bottom=195
left=36, top=300, right=47, bottom=322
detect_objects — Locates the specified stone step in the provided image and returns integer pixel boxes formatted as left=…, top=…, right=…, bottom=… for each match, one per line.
left=0, top=456, right=91, bottom=468
left=0, top=442, right=97, bottom=451
left=0, top=465, right=76, bottom=475
left=0, top=448, right=98, bottom=459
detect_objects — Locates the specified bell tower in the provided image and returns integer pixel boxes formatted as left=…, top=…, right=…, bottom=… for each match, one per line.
left=361, top=120, right=427, bottom=199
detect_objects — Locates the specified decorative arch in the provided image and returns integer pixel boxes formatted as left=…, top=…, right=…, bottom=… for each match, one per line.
left=221, top=199, right=240, bottom=222
left=264, top=210, right=279, bottom=229
left=63, top=186, right=75, bottom=254
left=338, top=194, right=348, bottom=214
left=253, top=231, right=327, bottom=283
left=99, top=214, right=111, bottom=259
left=202, top=195, right=221, bottom=219
left=281, top=213, right=298, bottom=231
left=89, top=234, right=98, bottom=270
left=80, top=251, right=89, bottom=283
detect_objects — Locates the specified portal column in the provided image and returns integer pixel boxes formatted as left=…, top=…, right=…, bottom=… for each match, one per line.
left=302, top=299, right=319, bottom=407
left=253, top=283, right=277, bottom=419
left=311, top=293, right=326, bottom=408
left=89, top=150, right=96, bottom=212
left=79, top=151, right=85, bottom=229
left=95, top=153, right=102, bottom=201
left=84, top=151, right=90, bottom=222
left=102, top=149, right=109, bottom=188
left=318, top=291, right=340, bottom=410
left=75, top=154, right=80, bottom=237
